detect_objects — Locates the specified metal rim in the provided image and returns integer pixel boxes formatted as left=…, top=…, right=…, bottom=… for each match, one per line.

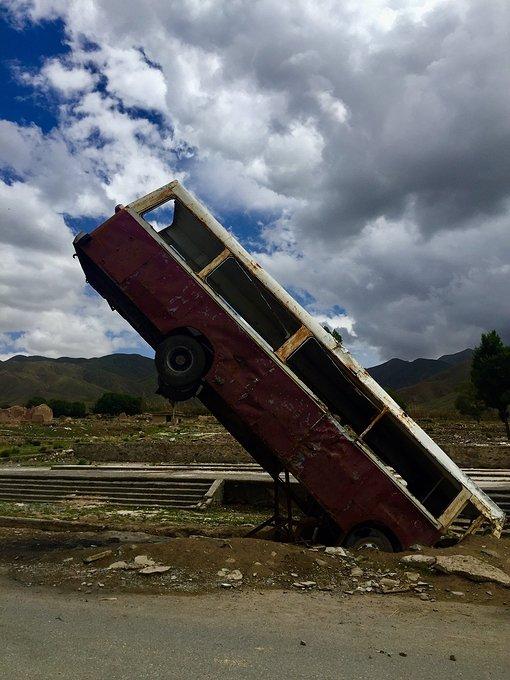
left=166, top=346, right=194, bottom=373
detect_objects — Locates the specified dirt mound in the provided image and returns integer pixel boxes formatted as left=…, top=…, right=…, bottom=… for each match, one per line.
left=1, top=528, right=509, bottom=606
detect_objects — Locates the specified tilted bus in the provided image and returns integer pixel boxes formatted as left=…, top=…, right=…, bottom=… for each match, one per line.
left=73, top=180, right=505, bottom=550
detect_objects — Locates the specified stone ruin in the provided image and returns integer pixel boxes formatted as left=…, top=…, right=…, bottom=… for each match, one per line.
left=0, top=403, right=53, bottom=424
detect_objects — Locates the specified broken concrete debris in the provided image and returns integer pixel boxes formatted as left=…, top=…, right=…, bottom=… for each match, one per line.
left=133, top=555, right=156, bottom=567
left=324, top=547, right=348, bottom=557
left=400, top=554, right=436, bottom=566
left=139, top=566, right=171, bottom=575
left=108, top=561, right=129, bottom=570
left=293, top=581, right=317, bottom=589
left=83, top=550, right=112, bottom=564
left=434, top=555, right=510, bottom=587
left=217, top=568, right=243, bottom=582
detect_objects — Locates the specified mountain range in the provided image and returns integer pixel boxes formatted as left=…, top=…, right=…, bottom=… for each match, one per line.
left=367, top=348, right=473, bottom=412
left=0, top=348, right=473, bottom=414
left=0, top=354, right=161, bottom=406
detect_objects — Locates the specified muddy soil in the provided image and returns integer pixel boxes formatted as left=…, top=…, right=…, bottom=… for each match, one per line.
left=1, top=525, right=508, bottom=608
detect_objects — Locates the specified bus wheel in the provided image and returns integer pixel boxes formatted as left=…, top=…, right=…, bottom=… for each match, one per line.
left=155, top=335, right=207, bottom=391
left=344, top=526, right=394, bottom=552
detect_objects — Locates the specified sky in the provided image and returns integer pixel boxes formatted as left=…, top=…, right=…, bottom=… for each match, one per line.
left=0, top=0, right=509, bottom=367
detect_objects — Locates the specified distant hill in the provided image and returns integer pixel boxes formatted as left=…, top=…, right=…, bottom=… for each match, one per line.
left=0, top=354, right=162, bottom=406
left=1, top=347, right=474, bottom=415
left=367, top=348, right=473, bottom=390
left=397, top=359, right=472, bottom=413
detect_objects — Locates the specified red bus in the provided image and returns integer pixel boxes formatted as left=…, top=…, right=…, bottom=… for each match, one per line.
left=74, top=180, right=504, bottom=550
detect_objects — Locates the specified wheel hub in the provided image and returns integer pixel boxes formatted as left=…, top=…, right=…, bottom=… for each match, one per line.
left=168, top=347, right=193, bottom=372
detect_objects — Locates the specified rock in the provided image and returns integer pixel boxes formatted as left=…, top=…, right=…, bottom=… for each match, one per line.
left=401, top=555, right=436, bottom=566
left=380, top=578, right=400, bottom=589
left=419, top=593, right=430, bottom=601
left=220, top=582, right=233, bottom=588
left=108, top=561, right=129, bottom=570
left=350, top=567, right=364, bottom=577
left=293, top=581, right=316, bottom=589
left=29, top=404, right=53, bottom=424
left=480, top=548, right=499, bottom=558
left=225, top=569, right=243, bottom=582
left=434, top=555, right=510, bottom=587
left=404, top=571, right=420, bottom=582
left=83, top=550, right=112, bottom=564
left=217, top=568, right=229, bottom=577
left=399, top=652, right=407, bottom=657
left=450, top=655, right=456, bottom=662
left=0, top=405, right=27, bottom=423
left=133, top=555, right=156, bottom=568
left=325, top=547, right=347, bottom=557
left=300, top=640, right=306, bottom=646
left=409, top=544, right=423, bottom=551
left=450, top=591, right=465, bottom=597
left=315, top=559, right=328, bottom=567
left=139, top=565, right=171, bottom=575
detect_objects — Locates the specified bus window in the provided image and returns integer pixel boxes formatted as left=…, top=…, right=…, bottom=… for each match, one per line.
left=288, top=337, right=462, bottom=517
left=364, top=417, right=461, bottom=516
left=154, top=200, right=225, bottom=272
left=287, top=338, right=378, bottom=432
left=207, top=258, right=301, bottom=349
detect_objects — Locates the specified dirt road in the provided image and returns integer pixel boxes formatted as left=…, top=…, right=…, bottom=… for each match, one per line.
left=1, top=580, right=508, bottom=680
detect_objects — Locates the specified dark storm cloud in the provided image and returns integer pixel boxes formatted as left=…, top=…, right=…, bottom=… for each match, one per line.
left=3, top=0, right=510, bottom=362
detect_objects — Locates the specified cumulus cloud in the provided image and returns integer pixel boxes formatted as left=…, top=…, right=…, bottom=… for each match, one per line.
left=40, top=59, right=96, bottom=93
left=1, top=0, right=509, bottom=364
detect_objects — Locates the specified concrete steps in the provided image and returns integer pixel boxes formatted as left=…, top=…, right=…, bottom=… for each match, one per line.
left=0, top=473, right=212, bottom=509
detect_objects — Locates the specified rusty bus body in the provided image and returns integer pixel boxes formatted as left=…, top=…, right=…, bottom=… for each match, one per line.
left=74, top=180, right=505, bottom=550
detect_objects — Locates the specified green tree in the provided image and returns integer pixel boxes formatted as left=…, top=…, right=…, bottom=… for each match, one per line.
left=26, top=396, right=46, bottom=408
left=322, top=324, right=343, bottom=344
left=48, top=400, right=87, bottom=418
left=454, top=383, right=485, bottom=423
left=93, top=392, right=143, bottom=416
left=471, top=330, right=510, bottom=439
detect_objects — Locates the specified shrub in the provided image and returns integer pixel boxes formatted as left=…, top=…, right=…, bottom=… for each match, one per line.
left=47, top=400, right=87, bottom=418
left=93, top=392, right=143, bottom=416
left=26, top=396, right=46, bottom=408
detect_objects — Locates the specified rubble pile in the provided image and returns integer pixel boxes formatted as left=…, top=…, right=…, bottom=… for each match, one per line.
left=0, top=404, right=53, bottom=424
left=1, top=530, right=508, bottom=605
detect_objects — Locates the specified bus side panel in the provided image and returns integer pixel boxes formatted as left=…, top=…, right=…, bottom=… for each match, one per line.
left=78, top=214, right=441, bottom=547
left=298, top=417, right=440, bottom=546
left=83, top=211, right=163, bottom=283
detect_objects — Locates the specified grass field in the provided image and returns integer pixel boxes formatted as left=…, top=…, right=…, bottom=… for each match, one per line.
left=0, top=412, right=509, bottom=469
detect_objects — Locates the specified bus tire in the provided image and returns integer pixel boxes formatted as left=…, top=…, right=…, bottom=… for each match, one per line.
left=155, top=335, right=207, bottom=390
left=343, top=526, right=395, bottom=552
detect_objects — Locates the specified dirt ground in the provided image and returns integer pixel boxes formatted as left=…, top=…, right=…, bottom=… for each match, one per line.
left=0, top=413, right=508, bottom=610
left=1, top=414, right=509, bottom=468
left=0, top=521, right=508, bottom=608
